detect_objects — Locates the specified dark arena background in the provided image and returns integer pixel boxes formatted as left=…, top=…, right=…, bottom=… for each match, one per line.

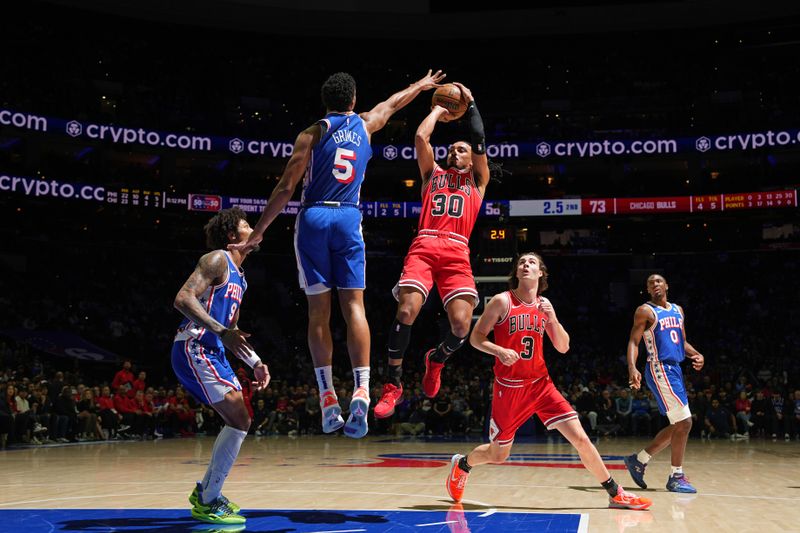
left=2, top=1, right=799, bottom=531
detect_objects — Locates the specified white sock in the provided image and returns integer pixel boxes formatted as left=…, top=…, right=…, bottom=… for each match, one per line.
left=201, top=433, right=223, bottom=489
left=671, top=465, right=683, bottom=475
left=637, top=450, right=652, bottom=464
left=315, top=365, right=335, bottom=397
left=201, top=426, right=247, bottom=504
left=353, top=366, right=370, bottom=393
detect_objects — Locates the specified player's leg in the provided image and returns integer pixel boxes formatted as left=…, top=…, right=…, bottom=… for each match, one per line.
left=337, top=288, right=371, bottom=438
left=306, top=290, right=344, bottom=433
left=374, top=288, right=424, bottom=418
left=556, top=418, right=651, bottom=510
left=423, top=295, right=473, bottom=398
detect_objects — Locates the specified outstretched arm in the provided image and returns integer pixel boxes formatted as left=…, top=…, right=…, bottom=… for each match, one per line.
left=415, top=105, right=450, bottom=179
left=228, top=124, right=320, bottom=255
left=360, top=69, right=445, bottom=136
left=626, top=305, right=652, bottom=390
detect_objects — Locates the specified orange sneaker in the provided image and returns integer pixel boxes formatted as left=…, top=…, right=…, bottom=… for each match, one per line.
left=422, top=349, right=444, bottom=398
left=374, top=383, right=403, bottom=419
left=446, top=454, right=470, bottom=503
left=608, top=486, right=652, bottom=510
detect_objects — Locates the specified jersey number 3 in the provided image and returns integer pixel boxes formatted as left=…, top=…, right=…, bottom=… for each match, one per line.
left=520, top=336, right=535, bottom=360
left=333, top=147, right=357, bottom=184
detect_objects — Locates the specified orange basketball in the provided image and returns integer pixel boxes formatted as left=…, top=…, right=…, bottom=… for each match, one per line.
left=431, top=84, right=467, bottom=119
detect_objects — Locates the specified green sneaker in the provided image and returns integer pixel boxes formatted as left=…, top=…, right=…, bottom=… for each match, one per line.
left=190, top=497, right=246, bottom=525
left=189, top=482, right=241, bottom=514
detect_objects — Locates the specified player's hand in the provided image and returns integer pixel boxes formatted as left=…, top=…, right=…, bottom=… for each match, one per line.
left=416, top=69, right=446, bottom=91
left=452, top=82, right=474, bottom=103
left=496, top=347, right=521, bottom=366
left=628, top=367, right=642, bottom=390
left=253, top=362, right=271, bottom=391
left=689, top=352, right=704, bottom=371
left=538, top=297, right=557, bottom=321
left=227, top=233, right=263, bottom=255
left=220, top=328, right=256, bottom=360
left=432, top=104, right=455, bottom=122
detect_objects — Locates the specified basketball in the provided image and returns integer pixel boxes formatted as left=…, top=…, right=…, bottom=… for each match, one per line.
left=432, top=83, right=467, bottom=119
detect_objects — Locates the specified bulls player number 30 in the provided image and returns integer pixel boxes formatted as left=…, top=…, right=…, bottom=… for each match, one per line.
left=333, top=147, right=357, bottom=183
left=431, top=193, right=464, bottom=217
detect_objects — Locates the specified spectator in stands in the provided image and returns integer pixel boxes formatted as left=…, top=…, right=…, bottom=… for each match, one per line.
left=704, top=398, right=734, bottom=439
left=77, top=389, right=104, bottom=440
left=735, top=391, right=753, bottom=435
left=771, top=391, right=788, bottom=441
left=750, top=390, right=771, bottom=437
left=112, top=360, right=134, bottom=392
left=97, top=385, right=121, bottom=439
left=615, top=388, right=633, bottom=435
left=630, top=390, right=651, bottom=436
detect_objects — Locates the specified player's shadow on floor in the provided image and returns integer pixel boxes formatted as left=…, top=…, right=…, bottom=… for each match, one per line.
left=244, top=510, right=390, bottom=524
left=404, top=500, right=607, bottom=512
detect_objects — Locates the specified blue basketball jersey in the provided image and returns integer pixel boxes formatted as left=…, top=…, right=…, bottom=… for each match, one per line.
left=642, top=302, right=685, bottom=364
left=302, top=112, right=372, bottom=205
left=175, top=251, right=247, bottom=350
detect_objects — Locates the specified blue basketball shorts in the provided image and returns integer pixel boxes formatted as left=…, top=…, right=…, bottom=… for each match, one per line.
left=171, top=339, right=241, bottom=405
left=294, top=205, right=365, bottom=293
left=644, top=359, right=691, bottom=424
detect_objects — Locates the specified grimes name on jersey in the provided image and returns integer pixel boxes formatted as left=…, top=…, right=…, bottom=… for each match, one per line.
left=429, top=172, right=474, bottom=196
left=508, top=313, right=547, bottom=335
left=331, top=129, right=362, bottom=147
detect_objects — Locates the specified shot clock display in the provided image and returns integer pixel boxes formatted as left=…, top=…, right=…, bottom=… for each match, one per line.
left=477, top=225, right=517, bottom=275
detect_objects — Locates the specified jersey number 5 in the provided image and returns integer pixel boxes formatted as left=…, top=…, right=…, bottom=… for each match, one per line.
left=520, top=336, right=535, bottom=360
left=333, top=147, right=357, bottom=184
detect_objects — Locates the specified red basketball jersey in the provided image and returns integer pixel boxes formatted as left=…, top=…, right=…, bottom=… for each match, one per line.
left=418, top=164, right=483, bottom=240
left=493, top=291, right=550, bottom=381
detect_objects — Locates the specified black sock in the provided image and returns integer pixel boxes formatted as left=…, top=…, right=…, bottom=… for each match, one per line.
left=601, top=477, right=619, bottom=497
left=430, top=332, right=467, bottom=363
left=458, top=456, right=472, bottom=472
left=387, top=364, right=403, bottom=387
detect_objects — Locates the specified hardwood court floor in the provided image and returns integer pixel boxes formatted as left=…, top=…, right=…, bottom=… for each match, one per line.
left=2, top=434, right=799, bottom=532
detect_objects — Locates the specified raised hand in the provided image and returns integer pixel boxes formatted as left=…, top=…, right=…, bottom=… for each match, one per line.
left=227, top=233, right=262, bottom=255
left=416, top=69, right=446, bottom=91
left=451, top=82, right=474, bottom=103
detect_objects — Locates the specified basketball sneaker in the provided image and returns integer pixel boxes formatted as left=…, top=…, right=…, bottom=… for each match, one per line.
left=344, top=387, right=370, bottom=439
left=608, top=486, right=652, bottom=510
left=189, top=482, right=240, bottom=514
left=320, top=391, right=344, bottom=433
left=445, top=502, right=471, bottom=533
left=374, top=383, right=403, bottom=419
left=422, top=349, right=445, bottom=398
left=623, top=453, right=648, bottom=489
left=446, top=454, right=470, bottom=503
left=190, top=496, right=246, bottom=525
left=666, top=473, right=697, bottom=493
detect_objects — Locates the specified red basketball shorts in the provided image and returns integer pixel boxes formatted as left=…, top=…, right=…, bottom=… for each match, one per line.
left=393, top=233, right=478, bottom=308
left=489, top=376, right=578, bottom=446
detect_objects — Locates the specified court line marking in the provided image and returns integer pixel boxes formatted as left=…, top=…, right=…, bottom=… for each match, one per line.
left=307, top=530, right=365, bottom=533
left=415, top=521, right=457, bottom=527
left=578, top=513, right=589, bottom=533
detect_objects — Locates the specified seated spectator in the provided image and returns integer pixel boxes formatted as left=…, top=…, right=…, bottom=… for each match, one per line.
left=750, top=390, right=771, bottom=437
left=112, top=360, right=134, bottom=393
left=630, top=391, right=651, bottom=436
left=771, top=391, right=788, bottom=441
left=735, top=391, right=753, bottom=435
left=596, top=389, right=621, bottom=437
left=97, top=385, right=121, bottom=439
left=705, top=398, right=734, bottom=439
left=396, top=400, right=428, bottom=437
left=77, top=389, right=104, bottom=441
left=615, top=388, right=633, bottom=435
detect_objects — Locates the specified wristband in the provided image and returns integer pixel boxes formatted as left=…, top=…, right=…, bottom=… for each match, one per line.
left=240, top=345, right=262, bottom=369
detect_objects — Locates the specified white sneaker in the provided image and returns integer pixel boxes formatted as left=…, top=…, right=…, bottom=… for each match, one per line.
left=320, top=391, right=344, bottom=433
left=344, top=387, right=370, bottom=439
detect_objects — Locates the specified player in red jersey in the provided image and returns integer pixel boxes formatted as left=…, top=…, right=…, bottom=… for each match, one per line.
left=445, top=252, right=652, bottom=511
left=374, top=83, right=490, bottom=418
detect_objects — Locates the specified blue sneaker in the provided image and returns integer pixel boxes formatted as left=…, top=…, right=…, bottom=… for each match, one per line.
left=667, top=473, right=697, bottom=493
left=623, top=453, right=648, bottom=489
left=343, top=387, right=370, bottom=439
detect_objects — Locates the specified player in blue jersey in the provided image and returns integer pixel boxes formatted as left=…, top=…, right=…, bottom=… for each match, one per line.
left=230, top=70, right=445, bottom=438
left=624, top=274, right=704, bottom=494
left=172, top=207, right=270, bottom=525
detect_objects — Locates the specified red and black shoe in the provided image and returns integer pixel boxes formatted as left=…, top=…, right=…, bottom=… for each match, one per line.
left=374, top=383, right=403, bottom=419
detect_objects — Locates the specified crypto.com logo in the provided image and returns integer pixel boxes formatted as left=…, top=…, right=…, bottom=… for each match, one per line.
left=536, top=142, right=551, bottom=158
left=66, top=120, right=83, bottom=137
left=383, top=145, right=398, bottom=160
left=229, top=138, right=244, bottom=154
left=695, top=136, right=711, bottom=152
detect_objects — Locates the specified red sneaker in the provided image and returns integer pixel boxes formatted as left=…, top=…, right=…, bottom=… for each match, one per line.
left=422, top=349, right=444, bottom=398
left=446, top=454, right=470, bottom=503
left=608, top=486, right=652, bottom=510
left=374, top=383, right=403, bottom=419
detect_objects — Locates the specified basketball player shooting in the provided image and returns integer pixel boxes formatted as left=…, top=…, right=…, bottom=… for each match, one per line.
left=375, top=82, right=491, bottom=418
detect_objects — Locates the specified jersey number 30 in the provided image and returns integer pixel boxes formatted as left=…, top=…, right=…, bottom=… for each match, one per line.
left=431, top=193, right=464, bottom=217
left=333, top=148, right=357, bottom=184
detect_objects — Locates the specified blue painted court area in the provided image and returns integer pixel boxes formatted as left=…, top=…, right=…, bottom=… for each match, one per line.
left=0, top=508, right=585, bottom=532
